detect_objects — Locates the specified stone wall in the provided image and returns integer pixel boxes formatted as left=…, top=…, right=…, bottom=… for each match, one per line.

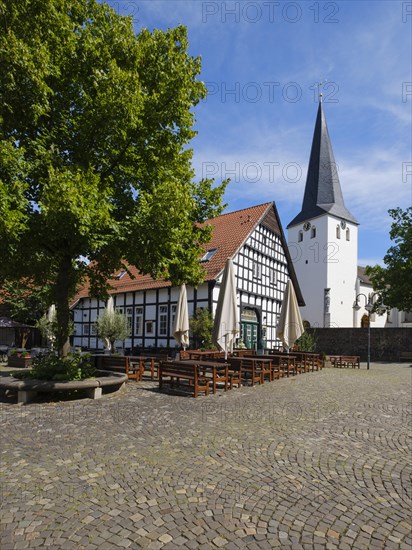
left=307, top=327, right=412, bottom=361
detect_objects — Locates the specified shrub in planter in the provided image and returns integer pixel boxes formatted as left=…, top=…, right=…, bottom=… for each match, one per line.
left=8, top=351, right=33, bottom=368
left=27, top=352, right=95, bottom=381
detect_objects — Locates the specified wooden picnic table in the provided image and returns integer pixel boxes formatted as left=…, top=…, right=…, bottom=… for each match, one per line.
left=329, top=355, right=360, bottom=368
left=242, top=356, right=276, bottom=382
left=303, top=351, right=323, bottom=371
left=173, top=360, right=229, bottom=394
left=159, top=361, right=210, bottom=398
left=186, top=350, right=225, bottom=360
left=129, top=356, right=156, bottom=380
left=268, top=353, right=297, bottom=377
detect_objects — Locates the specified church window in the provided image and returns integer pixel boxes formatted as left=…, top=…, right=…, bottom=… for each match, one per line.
left=298, top=231, right=303, bottom=242
left=336, top=225, right=341, bottom=239
left=404, top=312, right=412, bottom=323
left=346, top=228, right=350, bottom=241
left=311, top=226, right=316, bottom=238
left=361, top=314, right=369, bottom=328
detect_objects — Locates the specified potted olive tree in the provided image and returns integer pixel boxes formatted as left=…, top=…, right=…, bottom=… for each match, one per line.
left=96, top=310, right=130, bottom=353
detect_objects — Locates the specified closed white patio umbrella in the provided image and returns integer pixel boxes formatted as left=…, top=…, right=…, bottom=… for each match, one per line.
left=212, top=259, right=239, bottom=359
left=173, top=284, right=190, bottom=350
left=277, top=280, right=304, bottom=350
left=46, top=304, right=57, bottom=349
left=47, top=304, right=56, bottom=323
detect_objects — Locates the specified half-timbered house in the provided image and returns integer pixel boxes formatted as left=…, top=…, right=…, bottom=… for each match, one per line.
left=71, top=201, right=304, bottom=351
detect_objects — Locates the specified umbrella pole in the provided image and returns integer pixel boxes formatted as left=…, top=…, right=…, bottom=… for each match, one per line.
left=224, top=333, right=228, bottom=360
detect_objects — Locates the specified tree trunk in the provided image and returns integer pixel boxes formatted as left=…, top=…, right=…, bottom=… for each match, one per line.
left=55, top=255, right=73, bottom=357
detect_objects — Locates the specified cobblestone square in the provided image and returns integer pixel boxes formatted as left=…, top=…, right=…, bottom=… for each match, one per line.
left=1, top=363, right=411, bottom=549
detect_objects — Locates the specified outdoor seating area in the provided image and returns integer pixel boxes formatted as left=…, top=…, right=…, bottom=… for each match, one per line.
left=157, top=350, right=324, bottom=397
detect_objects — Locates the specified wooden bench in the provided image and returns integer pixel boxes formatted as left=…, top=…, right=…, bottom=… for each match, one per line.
left=216, top=357, right=242, bottom=389
left=330, top=355, right=360, bottom=368
left=399, top=352, right=412, bottom=362
left=270, top=354, right=297, bottom=377
left=243, top=356, right=275, bottom=382
left=159, top=361, right=210, bottom=398
left=238, top=358, right=263, bottom=386
left=96, top=355, right=142, bottom=381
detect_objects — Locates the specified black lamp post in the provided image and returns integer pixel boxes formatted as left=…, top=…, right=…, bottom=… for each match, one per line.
left=353, top=293, right=375, bottom=370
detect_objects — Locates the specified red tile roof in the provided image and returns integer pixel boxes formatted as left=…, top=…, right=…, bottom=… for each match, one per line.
left=72, top=203, right=273, bottom=303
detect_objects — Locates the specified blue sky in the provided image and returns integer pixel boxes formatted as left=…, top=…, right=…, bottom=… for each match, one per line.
left=108, top=0, right=411, bottom=267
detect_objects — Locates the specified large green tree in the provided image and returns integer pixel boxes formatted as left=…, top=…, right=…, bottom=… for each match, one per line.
left=0, top=0, right=227, bottom=356
left=366, top=207, right=412, bottom=312
left=0, top=279, right=51, bottom=325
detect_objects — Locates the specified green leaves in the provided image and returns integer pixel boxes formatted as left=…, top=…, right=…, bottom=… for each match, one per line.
left=190, top=308, right=214, bottom=349
left=96, top=310, right=130, bottom=352
left=0, top=1, right=226, bottom=355
left=366, top=207, right=412, bottom=313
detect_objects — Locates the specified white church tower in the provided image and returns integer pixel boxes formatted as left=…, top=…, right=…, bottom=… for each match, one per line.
left=287, top=99, right=359, bottom=328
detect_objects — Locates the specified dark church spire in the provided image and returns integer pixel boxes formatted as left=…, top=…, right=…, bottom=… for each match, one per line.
left=288, top=101, right=358, bottom=228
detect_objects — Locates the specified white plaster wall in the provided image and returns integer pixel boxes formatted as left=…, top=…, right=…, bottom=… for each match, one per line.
left=288, top=216, right=358, bottom=328
left=326, top=218, right=358, bottom=327
left=355, top=282, right=391, bottom=328
left=288, top=216, right=328, bottom=327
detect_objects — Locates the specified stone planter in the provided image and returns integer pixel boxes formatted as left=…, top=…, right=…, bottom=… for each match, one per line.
left=0, top=370, right=127, bottom=403
left=7, top=355, right=33, bottom=368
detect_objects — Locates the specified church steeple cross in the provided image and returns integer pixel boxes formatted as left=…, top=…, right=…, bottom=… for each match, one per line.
left=317, top=79, right=327, bottom=103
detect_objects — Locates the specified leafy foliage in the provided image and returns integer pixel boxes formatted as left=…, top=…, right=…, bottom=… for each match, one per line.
left=190, top=308, right=214, bottom=349
left=20, top=352, right=95, bottom=381
left=0, top=0, right=227, bottom=355
left=96, top=310, right=130, bottom=352
left=0, top=279, right=51, bottom=325
left=295, top=330, right=317, bottom=352
left=366, top=207, right=412, bottom=312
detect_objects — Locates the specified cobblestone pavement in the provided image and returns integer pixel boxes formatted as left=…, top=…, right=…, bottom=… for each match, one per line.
left=1, top=363, right=411, bottom=549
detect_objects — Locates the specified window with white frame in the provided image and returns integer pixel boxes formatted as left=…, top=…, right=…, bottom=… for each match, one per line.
left=171, top=304, right=177, bottom=333
left=252, top=261, right=261, bottom=279
left=346, top=228, right=350, bottom=241
left=159, top=305, right=168, bottom=336
left=126, top=307, right=133, bottom=332
left=298, top=231, right=303, bottom=242
left=135, top=307, right=143, bottom=336
left=269, top=269, right=277, bottom=286
left=336, top=225, right=341, bottom=239
left=311, top=226, right=316, bottom=238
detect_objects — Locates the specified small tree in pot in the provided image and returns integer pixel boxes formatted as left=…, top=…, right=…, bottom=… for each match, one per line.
left=96, top=311, right=130, bottom=353
left=190, top=308, right=214, bottom=350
